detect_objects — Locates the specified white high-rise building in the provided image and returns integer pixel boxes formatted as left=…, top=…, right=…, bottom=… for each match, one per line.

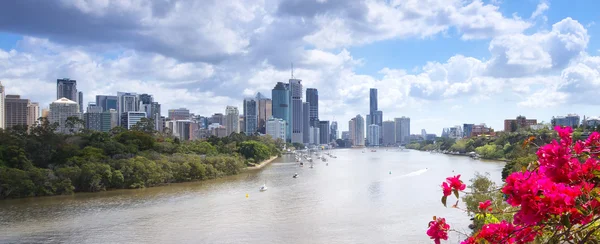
left=117, top=92, right=139, bottom=126
left=368, top=124, right=380, bottom=147
left=49, top=98, right=81, bottom=134
left=266, top=117, right=286, bottom=141
left=353, top=114, right=365, bottom=146
left=0, top=81, right=5, bottom=129
left=121, top=111, right=147, bottom=130
left=395, top=117, right=410, bottom=145
left=225, top=106, right=240, bottom=135
left=27, top=102, right=40, bottom=127
left=309, top=126, right=320, bottom=145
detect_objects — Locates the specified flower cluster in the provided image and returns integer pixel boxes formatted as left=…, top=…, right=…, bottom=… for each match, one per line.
left=430, top=126, right=600, bottom=243
left=427, top=217, right=450, bottom=244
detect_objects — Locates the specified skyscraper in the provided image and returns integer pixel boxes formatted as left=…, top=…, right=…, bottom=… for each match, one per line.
left=256, top=93, right=272, bottom=134
left=382, top=120, right=396, bottom=145
left=49, top=98, right=81, bottom=134
left=84, top=103, right=103, bottom=132
left=395, top=117, right=411, bottom=145
left=272, top=82, right=290, bottom=142
left=330, top=121, right=338, bottom=142
left=5, top=95, right=29, bottom=129
left=225, top=106, right=240, bottom=135
left=121, top=111, right=147, bottom=129
left=289, top=78, right=303, bottom=143
left=96, top=95, right=118, bottom=112
left=78, top=91, right=83, bottom=113
left=266, top=117, right=286, bottom=141
left=57, top=78, right=77, bottom=101
left=354, top=115, right=365, bottom=146
left=319, top=120, right=330, bottom=144
left=27, top=102, right=40, bottom=127
left=306, top=88, right=319, bottom=127
left=369, top=88, right=377, bottom=124
left=243, top=98, right=258, bottom=135
left=368, top=124, right=380, bottom=146
left=0, top=81, right=5, bottom=129
left=302, top=102, right=310, bottom=143
left=349, top=118, right=356, bottom=146
left=117, top=92, right=139, bottom=126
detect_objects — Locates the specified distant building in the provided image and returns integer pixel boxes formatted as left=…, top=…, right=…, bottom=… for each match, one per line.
left=353, top=115, right=365, bottom=146
left=0, top=81, right=4, bottom=129
left=330, top=121, right=338, bottom=142
left=5, top=95, right=30, bottom=129
left=225, top=106, right=240, bottom=135
left=266, top=117, right=286, bottom=141
left=27, top=102, right=40, bottom=127
left=210, top=113, right=224, bottom=125
left=49, top=98, right=81, bottom=134
left=256, top=92, right=272, bottom=134
left=207, top=122, right=227, bottom=138
left=368, top=124, right=380, bottom=146
left=41, top=108, right=49, bottom=118
left=504, top=116, right=537, bottom=132
left=446, top=125, right=463, bottom=139
left=244, top=98, right=258, bottom=135
left=84, top=103, right=116, bottom=132
left=289, top=78, right=303, bottom=143
left=121, top=111, right=146, bottom=130
left=306, top=88, right=319, bottom=127
left=239, top=115, right=245, bottom=134
left=168, top=108, right=190, bottom=121
left=117, top=92, right=139, bottom=126
left=57, top=78, right=77, bottom=101
left=394, top=117, right=410, bottom=145
left=382, top=120, right=396, bottom=145
left=319, top=120, right=330, bottom=144
left=302, top=102, right=310, bottom=143
left=341, top=131, right=350, bottom=140
left=309, top=126, right=320, bottom=145
left=584, top=117, right=600, bottom=128
left=552, top=114, right=580, bottom=128
left=463, top=124, right=474, bottom=138
left=471, top=124, right=492, bottom=137
left=78, top=91, right=83, bottom=113
left=272, top=82, right=290, bottom=142
left=96, top=95, right=118, bottom=112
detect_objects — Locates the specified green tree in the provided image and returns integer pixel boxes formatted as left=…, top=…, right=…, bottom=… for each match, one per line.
left=131, top=118, right=156, bottom=134
left=239, top=140, right=272, bottom=163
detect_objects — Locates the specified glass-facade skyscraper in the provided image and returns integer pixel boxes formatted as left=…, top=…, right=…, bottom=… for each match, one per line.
left=289, top=79, right=303, bottom=144
left=306, top=88, right=318, bottom=127
left=272, top=82, right=290, bottom=142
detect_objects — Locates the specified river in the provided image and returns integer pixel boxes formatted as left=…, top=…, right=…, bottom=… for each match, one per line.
left=0, top=149, right=505, bottom=244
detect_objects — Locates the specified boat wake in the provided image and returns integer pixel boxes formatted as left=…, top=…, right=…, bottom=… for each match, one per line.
left=382, top=168, right=429, bottom=182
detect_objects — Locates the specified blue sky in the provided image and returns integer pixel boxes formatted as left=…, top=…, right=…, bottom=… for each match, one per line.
left=0, top=0, right=599, bottom=135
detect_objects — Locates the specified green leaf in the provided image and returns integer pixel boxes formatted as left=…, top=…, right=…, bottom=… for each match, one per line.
left=453, top=189, right=459, bottom=198
left=441, top=196, right=447, bottom=207
left=561, top=215, right=572, bottom=228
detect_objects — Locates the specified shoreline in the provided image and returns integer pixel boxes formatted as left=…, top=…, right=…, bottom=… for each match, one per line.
left=245, top=156, right=279, bottom=171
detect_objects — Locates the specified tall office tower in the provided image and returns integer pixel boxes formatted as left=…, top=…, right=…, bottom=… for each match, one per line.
left=27, top=102, right=40, bottom=127
left=57, top=78, right=77, bottom=101
left=5, top=95, right=29, bottom=129
left=225, top=106, right=240, bottom=135
left=49, top=98, right=81, bottom=134
left=168, top=108, right=190, bottom=121
left=349, top=118, right=356, bottom=145
left=210, top=113, right=225, bottom=125
left=256, top=92, right=272, bottom=134
left=117, top=92, right=139, bottom=126
left=395, top=117, right=411, bottom=145
left=289, top=78, right=303, bottom=143
left=354, top=115, right=365, bottom=146
left=368, top=124, right=380, bottom=146
left=382, top=120, right=396, bottom=145
left=266, top=117, right=286, bottom=141
left=138, top=93, right=161, bottom=131
left=369, top=88, right=377, bottom=124
left=243, top=98, right=258, bottom=135
left=302, top=102, right=310, bottom=143
left=0, top=81, right=5, bottom=129
left=78, top=91, right=83, bottom=113
left=96, top=95, right=118, bottom=112
left=319, top=120, right=330, bottom=144
left=330, top=121, right=338, bottom=142
left=306, top=88, right=319, bottom=127
left=84, top=103, right=103, bottom=132
left=272, top=82, right=290, bottom=142
left=309, top=126, right=320, bottom=145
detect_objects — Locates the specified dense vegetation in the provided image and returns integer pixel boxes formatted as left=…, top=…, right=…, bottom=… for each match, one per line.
left=0, top=118, right=282, bottom=199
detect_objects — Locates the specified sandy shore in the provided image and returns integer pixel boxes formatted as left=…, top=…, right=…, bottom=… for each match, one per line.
left=245, top=156, right=279, bottom=171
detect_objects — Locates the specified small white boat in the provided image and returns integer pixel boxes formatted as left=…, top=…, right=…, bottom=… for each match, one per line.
left=260, top=183, right=268, bottom=192
left=293, top=173, right=299, bottom=178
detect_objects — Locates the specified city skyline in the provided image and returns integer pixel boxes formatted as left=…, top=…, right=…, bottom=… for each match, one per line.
left=0, top=1, right=599, bottom=134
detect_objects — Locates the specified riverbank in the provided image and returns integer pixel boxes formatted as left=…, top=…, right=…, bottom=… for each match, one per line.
left=245, top=156, right=279, bottom=171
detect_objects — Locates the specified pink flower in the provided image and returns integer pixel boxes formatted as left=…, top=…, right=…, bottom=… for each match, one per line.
left=427, top=217, right=450, bottom=244
left=477, top=221, right=516, bottom=243
left=460, top=237, right=477, bottom=244
left=574, top=140, right=586, bottom=154
left=441, top=182, right=452, bottom=197
left=446, top=175, right=466, bottom=191
left=478, top=200, right=492, bottom=211
left=554, top=126, right=573, bottom=146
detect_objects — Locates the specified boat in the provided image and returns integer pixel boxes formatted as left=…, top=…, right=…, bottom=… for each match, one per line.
left=293, top=173, right=299, bottom=178
left=371, top=149, right=376, bottom=152
left=310, top=163, right=314, bottom=169
left=300, top=162, right=304, bottom=167
left=260, top=183, right=268, bottom=192
left=321, top=157, right=327, bottom=162
left=326, top=163, right=329, bottom=166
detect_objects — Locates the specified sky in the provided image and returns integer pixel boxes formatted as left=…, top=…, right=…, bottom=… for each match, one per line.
left=0, top=0, right=599, bottom=135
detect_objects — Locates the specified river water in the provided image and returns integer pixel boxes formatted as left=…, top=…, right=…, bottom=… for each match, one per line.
left=0, top=149, right=505, bottom=244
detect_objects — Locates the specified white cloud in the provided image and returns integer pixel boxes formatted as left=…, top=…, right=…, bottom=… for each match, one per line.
left=530, top=1, right=549, bottom=19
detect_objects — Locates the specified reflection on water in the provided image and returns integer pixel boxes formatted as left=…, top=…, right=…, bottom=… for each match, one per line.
left=0, top=149, right=505, bottom=244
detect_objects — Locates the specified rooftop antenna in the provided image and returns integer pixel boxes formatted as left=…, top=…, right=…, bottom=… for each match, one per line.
left=291, top=62, right=294, bottom=79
